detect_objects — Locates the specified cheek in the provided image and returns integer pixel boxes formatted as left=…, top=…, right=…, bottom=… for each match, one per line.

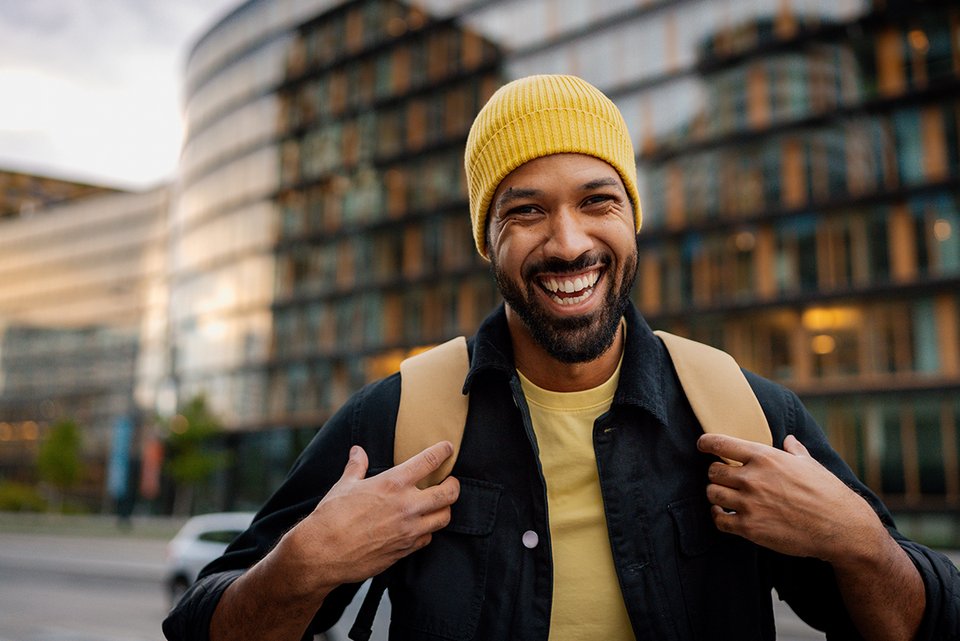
left=594, top=219, right=636, bottom=258
left=614, top=228, right=638, bottom=259
left=607, top=205, right=636, bottom=236
left=490, top=226, right=533, bottom=272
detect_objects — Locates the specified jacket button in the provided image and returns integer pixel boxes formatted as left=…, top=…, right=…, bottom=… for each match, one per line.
left=522, top=530, right=539, bottom=549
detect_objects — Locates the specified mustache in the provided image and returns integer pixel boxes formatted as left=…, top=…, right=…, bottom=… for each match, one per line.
left=521, top=251, right=610, bottom=281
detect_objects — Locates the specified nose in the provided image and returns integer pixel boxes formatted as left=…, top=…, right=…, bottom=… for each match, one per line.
left=542, top=208, right=592, bottom=261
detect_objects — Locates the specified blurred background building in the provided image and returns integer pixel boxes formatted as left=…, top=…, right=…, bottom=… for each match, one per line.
left=0, top=181, right=168, bottom=508
left=0, top=170, right=121, bottom=220
left=0, top=0, right=957, bottom=540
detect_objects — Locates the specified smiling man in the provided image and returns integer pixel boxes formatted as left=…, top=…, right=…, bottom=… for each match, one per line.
left=164, top=75, right=959, bottom=641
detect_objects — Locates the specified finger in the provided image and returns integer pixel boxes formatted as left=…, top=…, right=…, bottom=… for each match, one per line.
left=705, top=482, right=744, bottom=514
left=340, top=445, right=369, bottom=481
left=410, top=532, right=433, bottom=553
left=416, top=475, right=460, bottom=514
left=706, top=461, right=745, bottom=489
left=783, top=434, right=811, bottom=457
left=388, top=532, right=435, bottom=561
left=710, top=504, right=739, bottom=534
left=419, top=505, right=453, bottom=533
left=392, top=441, right=454, bottom=488
left=698, top=433, right=763, bottom=465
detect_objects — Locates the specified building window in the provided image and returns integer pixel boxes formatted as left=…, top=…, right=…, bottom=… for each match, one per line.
left=775, top=214, right=818, bottom=293
left=803, top=305, right=862, bottom=379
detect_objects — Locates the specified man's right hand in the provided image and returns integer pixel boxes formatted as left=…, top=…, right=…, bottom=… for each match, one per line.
left=208, top=441, right=459, bottom=641
left=283, top=440, right=460, bottom=593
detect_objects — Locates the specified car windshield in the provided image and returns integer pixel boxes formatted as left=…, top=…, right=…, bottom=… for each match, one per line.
left=197, top=529, right=243, bottom=544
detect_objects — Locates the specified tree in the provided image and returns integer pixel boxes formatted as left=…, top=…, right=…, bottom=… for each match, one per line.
left=164, top=394, right=228, bottom=515
left=37, top=418, right=84, bottom=512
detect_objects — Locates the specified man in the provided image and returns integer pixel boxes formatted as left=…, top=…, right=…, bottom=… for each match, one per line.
left=164, top=75, right=959, bottom=641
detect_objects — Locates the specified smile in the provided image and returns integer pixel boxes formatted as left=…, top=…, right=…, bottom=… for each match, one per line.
left=538, top=268, right=602, bottom=306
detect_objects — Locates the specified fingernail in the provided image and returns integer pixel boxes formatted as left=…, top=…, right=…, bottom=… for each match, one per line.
left=349, top=445, right=359, bottom=459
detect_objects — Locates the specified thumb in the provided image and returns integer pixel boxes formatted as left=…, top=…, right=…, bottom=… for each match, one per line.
left=341, top=445, right=369, bottom=481
left=783, top=434, right=811, bottom=457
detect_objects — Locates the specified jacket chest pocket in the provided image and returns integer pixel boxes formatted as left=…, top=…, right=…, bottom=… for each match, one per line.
left=668, top=495, right=717, bottom=558
left=667, top=496, right=768, bottom=639
left=389, top=478, right=501, bottom=641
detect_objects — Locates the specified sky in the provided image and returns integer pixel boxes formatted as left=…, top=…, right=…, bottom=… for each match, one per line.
left=0, top=0, right=241, bottom=189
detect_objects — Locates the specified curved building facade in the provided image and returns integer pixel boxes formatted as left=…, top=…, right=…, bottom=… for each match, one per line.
left=634, top=2, right=960, bottom=515
left=178, top=0, right=960, bottom=522
left=175, top=0, right=502, bottom=506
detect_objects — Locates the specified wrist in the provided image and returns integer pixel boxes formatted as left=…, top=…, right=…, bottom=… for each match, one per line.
left=267, top=523, right=339, bottom=604
left=210, top=527, right=334, bottom=641
left=822, top=512, right=892, bottom=571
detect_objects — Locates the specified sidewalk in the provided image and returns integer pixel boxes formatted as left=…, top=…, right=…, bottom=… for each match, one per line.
left=0, top=511, right=186, bottom=540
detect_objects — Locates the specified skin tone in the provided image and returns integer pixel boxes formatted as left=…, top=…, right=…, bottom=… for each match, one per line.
left=489, top=152, right=925, bottom=641
left=209, top=441, right=459, bottom=641
left=209, top=151, right=924, bottom=641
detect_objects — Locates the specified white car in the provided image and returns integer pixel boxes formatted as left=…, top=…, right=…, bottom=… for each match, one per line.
left=164, top=511, right=255, bottom=605
left=163, top=511, right=389, bottom=640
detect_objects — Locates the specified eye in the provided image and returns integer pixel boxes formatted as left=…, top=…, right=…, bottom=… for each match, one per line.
left=582, top=194, right=615, bottom=207
left=505, top=204, right=541, bottom=217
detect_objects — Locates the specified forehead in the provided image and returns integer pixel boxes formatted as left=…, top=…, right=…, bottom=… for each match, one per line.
left=494, top=153, right=623, bottom=196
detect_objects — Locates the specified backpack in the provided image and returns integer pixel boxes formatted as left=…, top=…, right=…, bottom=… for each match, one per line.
left=349, top=331, right=772, bottom=640
left=395, top=331, right=772, bottom=474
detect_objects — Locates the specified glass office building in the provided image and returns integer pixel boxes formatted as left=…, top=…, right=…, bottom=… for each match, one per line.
left=176, top=0, right=502, bottom=507
left=177, top=0, right=960, bottom=519
left=0, top=169, right=119, bottom=219
left=0, top=186, right=169, bottom=505
left=633, top=2, right=960, bottom=515
left=170, top=0, right=960, bottom=520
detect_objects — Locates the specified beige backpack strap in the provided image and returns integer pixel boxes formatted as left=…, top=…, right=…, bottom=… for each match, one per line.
left=395, top=336, right=470, bottom=489
left=654, top=330, right=772, bottom=462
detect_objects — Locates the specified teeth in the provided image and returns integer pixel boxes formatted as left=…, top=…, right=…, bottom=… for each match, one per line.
left=549, top=290, right=593, bottom=306
left=543, top=269, right=602, bottom=306
left=542, top=270, right=600, bottom=295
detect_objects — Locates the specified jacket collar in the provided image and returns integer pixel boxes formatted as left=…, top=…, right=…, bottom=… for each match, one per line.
left=465, top=303, right=668, bottom=426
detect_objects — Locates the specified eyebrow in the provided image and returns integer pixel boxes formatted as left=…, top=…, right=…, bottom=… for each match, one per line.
left=494, top=187, right=543, bottom=211
left=581, top=177, right=623, bottom=192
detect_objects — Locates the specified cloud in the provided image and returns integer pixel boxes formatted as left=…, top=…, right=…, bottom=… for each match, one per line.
left=0, top=0, right=239, bottom=187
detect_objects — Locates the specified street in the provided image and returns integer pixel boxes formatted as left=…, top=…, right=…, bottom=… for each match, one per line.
left=0, top=528, right=831, bottom=640
left=0, top=532, right=168, bottom=641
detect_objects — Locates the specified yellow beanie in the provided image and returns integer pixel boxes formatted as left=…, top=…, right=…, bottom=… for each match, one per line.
left=464, top=74, right=642, bottom=259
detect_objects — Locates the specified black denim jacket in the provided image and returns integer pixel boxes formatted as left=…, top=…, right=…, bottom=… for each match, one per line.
left=164, top=304, right=959, bottom=641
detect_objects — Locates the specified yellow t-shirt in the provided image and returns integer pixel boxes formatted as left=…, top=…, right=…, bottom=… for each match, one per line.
left=518, top=357, right=635, bottom=641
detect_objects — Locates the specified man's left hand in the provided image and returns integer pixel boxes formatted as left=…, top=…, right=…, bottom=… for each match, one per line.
left=697, top=433, right=882, bottom=563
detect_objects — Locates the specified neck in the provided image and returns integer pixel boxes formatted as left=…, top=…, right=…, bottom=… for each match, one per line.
left=506, top=307, right=624, bottom=392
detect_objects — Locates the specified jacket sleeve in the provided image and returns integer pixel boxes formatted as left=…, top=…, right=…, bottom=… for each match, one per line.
left=749, top=375, right=960, bottom=640
left=162, top=376, right=399, bottom=641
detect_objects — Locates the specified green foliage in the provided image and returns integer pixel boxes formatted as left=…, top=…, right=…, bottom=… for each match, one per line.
left=166, top=446, right=228, bottom=485
left=164, top=394, right=228, bottom=514
left=37, top=419, right=84, bottom=491
left=0, top=481, right=47, bottom=512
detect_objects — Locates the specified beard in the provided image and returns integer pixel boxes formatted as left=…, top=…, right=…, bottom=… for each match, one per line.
left=493, top=248, right=638, bottom=364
